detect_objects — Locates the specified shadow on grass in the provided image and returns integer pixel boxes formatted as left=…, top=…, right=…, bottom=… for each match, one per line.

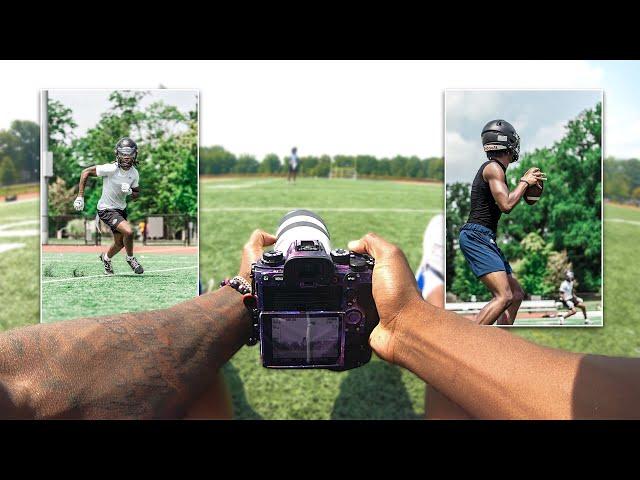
left=222, top=361, right=262, bottom=420
left=331, top=361, right=420, bottom=420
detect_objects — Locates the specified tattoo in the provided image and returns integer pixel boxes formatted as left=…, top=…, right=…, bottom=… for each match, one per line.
left=0, top=288, right=250, bottom=419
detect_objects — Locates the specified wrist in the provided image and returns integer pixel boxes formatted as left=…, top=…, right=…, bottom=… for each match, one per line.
left=391, top=299, right=436, bottom=370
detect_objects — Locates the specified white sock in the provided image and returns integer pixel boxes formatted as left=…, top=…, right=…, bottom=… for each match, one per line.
left=103, top=253, right=110, bottom=261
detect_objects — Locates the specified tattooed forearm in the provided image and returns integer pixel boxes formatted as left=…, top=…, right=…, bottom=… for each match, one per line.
left=0, top=287, right=250, bottom=419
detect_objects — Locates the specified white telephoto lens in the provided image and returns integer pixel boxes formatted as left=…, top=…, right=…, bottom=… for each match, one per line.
left=275, top=210, right=331, bottom=253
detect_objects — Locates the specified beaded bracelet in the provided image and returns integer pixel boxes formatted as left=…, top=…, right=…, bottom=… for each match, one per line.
left=219, top=275, right=252, bottom=295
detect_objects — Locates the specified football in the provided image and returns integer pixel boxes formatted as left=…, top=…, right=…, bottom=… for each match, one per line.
left=525, top=180, right=544, bottom=205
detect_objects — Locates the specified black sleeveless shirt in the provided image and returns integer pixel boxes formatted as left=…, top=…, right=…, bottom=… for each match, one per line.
left=467, top=160, right=507, bottom=234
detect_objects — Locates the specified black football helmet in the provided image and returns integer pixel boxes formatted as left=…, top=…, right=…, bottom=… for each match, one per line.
left=481, top=119, right=520, bottom=162
left=115, top=137, right=138, bottom=169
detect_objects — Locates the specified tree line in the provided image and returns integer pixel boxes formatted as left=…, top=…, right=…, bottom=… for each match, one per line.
left=200, top=146, right=444, bottom=181
left=447, top=102, right=602, bottom=301
left=0, top=120, right=39, bottom=185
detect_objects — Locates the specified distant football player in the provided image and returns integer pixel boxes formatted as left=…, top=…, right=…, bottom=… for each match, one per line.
left=458, top=120, right=546, bottom=325
left=288, top=146, right=299, bottom=183
left=73, top=137, right=144, bottom=275
left=558, top=270, right=589, bottom=325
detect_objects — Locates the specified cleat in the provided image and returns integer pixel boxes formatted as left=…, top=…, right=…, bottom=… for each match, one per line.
left=99, top=253, right=114, bottom=275
left=127, top=256, right=144, bottom=274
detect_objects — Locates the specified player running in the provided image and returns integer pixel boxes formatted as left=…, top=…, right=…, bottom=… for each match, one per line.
left=458, top=120, right=546, bottom=325
left=73, top=137, right=144, bottom=275
left=557, top=270, right=589, bottom=325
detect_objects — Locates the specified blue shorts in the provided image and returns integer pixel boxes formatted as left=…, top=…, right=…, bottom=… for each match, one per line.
left=458, top=223, right=512, bottom=278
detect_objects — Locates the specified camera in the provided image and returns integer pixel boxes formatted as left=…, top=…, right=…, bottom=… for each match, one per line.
left=248, top=210, right=379, bottom=371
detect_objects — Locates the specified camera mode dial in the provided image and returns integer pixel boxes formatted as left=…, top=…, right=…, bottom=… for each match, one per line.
left=331, top=248, right=351, bottom=265
left=262, top=250, right=284, bottom=265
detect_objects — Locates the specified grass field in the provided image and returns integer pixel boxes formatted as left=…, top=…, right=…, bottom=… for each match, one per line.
left=41, top=252, right=198, bottom=322
left=1, top=181, right=639, bottom=419
left=0, top=197, right=39, bottom=331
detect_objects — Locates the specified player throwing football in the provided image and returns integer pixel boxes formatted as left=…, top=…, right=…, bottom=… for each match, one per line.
left=458, top=120, right=546, bottom=325
left=73, top=137, right=144, bottom=275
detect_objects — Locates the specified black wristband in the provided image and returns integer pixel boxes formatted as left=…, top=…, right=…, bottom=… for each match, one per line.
left=519, top=179, right=529, bottom=187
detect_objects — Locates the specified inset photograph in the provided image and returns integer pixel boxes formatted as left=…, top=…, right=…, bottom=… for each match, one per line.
left=40, top=89, right=199, bottom=322
left=445, top=90, right=603, bottom=326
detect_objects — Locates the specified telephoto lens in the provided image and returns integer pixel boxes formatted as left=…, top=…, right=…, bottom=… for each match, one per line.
left=275, top=209, right=331, bottom=254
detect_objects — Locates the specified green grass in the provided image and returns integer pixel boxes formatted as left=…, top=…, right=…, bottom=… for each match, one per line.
left=2, top=182, right=639, bottom=419
left=0, top=198, right=39, bottom=331
left=41, top=253, right=198, bottom=322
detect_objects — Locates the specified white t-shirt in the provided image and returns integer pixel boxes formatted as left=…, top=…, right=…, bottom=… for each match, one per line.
left=416, top=214, right=444, bottom=299
left=559, top=280, right=574, bottom=298
left=290, top=153, right=299, bottom=168
left=96, top=163, right=139, bottom=211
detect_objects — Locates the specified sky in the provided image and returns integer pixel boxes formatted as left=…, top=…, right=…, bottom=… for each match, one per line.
left=0, top=60, right=638, bottom=161
left=446, top=90, right=603, bottom=183
left=47, top=89, right=198, bottom=140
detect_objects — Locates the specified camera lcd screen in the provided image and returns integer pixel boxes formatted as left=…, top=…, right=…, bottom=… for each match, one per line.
left=271, top=315, right=340, bottom=363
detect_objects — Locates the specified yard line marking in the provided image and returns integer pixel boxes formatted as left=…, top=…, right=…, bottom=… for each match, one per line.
left=606, top=218, right=640, bottom=227
left=201, top=207, right=440, bottom=213
left=0, top=220, right=39, bottom=231
left=205, top=179, right=277, bottom=190
left=42, top=265, right=198, bottom=283
left=0, top=229, right=38, bottom=237
left=0, top=243, right=25, bottom=254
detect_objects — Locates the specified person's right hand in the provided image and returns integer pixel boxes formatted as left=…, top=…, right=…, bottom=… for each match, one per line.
left=521, top=167, right=547, bottom=186
left=348, top=233, right=424, bottom=364
left=73, top=196, right=84, bottom=211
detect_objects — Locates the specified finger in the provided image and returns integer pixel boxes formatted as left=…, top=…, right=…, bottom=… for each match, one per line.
left=348, top=232, right=392, bottom=259
left=247, top=229, right=277, bottom=249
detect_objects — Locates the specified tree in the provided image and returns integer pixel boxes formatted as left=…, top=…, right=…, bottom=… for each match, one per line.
left=259, top=154, right=281, bottom=174
left=0, top=157, right=18, bottom=185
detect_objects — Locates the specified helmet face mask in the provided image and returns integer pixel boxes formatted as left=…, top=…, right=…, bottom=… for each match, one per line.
left=115, top=137, right=138, bottom=169
left=481, top=120, right=520, bottom=162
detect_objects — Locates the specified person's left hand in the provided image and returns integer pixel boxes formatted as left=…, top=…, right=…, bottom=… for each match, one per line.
left=238, top=229, right=277, bottom=281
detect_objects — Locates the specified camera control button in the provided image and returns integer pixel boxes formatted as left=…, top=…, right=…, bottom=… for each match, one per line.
left=349, top=256, right=367, bottom=272
left=331, top=248, right=350, bottom=265
left=262, top=250, right=284, bottom=265
left=346, top=310, right=363, bottom=324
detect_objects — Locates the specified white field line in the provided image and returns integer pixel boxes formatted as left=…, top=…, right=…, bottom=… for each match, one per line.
left=205, top=179, right=277, bottom=189
left=0, top=229, right=38, bottom=237
left=0, top=243, right=25, bottom=254
left=0, top=197, right=38, bottom=206
left=42, top=265, right=197, bottom=284
left=605, top=218, right=640, bottom=227
left=0, top=220, right=38, bottom=230
left=200, top=207, right=440, bottom=213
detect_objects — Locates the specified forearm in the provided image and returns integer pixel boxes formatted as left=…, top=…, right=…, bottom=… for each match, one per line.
left=0, top=287, right=250, bottom=419
left=393, top=301, right=585, bottom=419
left=504, top=181, right=528, bottom=212
left=77, top=171, right=90, bottom=197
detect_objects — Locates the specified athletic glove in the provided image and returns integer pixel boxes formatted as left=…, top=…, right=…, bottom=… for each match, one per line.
left=73, top=196, right=84, bottom=211
left=121, top=183, right=133, bottom=195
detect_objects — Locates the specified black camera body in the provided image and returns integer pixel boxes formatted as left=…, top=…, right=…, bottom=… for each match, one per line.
left=249, top=222, right=380, bottom=371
